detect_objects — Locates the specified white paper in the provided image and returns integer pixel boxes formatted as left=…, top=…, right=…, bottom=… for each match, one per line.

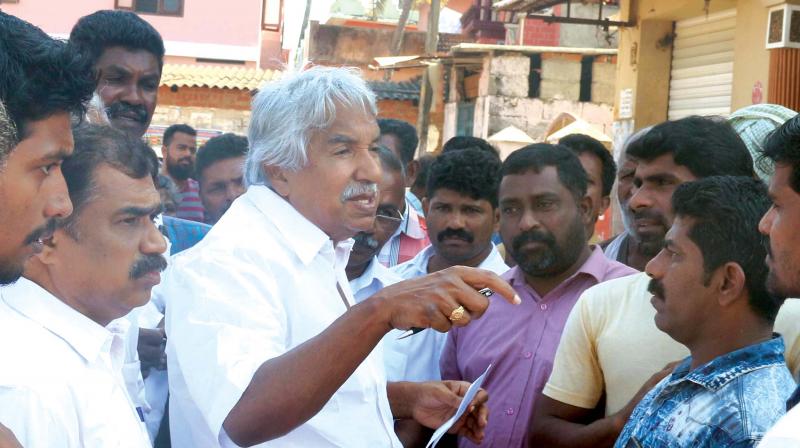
left=426, top=364, right=493, bottom=448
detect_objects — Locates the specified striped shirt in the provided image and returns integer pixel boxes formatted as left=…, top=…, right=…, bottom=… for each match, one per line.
left=176, top=178, right=205, bottom=223
left=377, top=201, right=430, bottom=267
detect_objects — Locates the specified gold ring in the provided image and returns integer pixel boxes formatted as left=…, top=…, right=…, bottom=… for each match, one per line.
left=449, top=306, right=466, bottom=322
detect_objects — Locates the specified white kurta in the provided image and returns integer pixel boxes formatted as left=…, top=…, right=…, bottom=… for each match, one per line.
left=163, top=185, right=401, bottom=447
left=0, top=278, right=151, bottom=447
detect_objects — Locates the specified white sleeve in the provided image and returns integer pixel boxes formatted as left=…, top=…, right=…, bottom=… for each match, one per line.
left=0, top=385, right=74, bottom=448
left=164, top=252, right=288, bottom=441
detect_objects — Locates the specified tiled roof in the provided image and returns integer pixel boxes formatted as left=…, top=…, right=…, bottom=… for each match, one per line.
left=368, top=78, right=421, bottom=101
left=159, top=64, right=282, bottom=91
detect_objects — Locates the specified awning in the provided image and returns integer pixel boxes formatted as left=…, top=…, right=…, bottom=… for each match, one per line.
left=159, top=64, right=282, bottom=90
left=368, top=78, right=421, bottom=101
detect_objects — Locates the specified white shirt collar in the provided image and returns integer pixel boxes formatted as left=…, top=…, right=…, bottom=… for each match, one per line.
left=393, top=243, right=508, bottom=279
left=246, top=185, right=335, bottom=266
left=1, top=277, right=125, bottom=366
left=350, top=256, right=402, bottom=295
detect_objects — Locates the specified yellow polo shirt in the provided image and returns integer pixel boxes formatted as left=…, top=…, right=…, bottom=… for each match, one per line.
left=543, top=272, right=800, bottom=414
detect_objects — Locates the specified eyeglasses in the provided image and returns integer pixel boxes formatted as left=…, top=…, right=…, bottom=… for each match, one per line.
left=375, top=207, right=403, bottom=232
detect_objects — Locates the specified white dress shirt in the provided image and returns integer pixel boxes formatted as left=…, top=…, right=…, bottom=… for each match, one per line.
left=0, top=278, right=151, bottom=447
left=163, top=185, right=401, bottom=448
left=385, top=244, right=509, bottom=382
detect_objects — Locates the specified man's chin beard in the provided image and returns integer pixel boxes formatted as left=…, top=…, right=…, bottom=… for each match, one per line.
left=167, top=164, right=193, bottom=181
left=0, top=260, right=24, bottom=286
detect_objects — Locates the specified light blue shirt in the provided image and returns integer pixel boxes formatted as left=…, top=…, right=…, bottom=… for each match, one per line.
left=349, top=257, right=402, bottom=304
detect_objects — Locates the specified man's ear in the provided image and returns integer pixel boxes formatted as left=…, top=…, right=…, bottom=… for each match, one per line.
left=160, top=145, right=168, bottom=160
left=35, top=231, right=62, bottom=266
left=405, top=160, right=419, bottom=188
left=579, top=194, right=595, bottom=226
left=493, top=207, right=500, bottom=232
left=717, top=262, right=747, bottom=308
left=266, top=165, right=291, bottom=198
left=422, top=197, right=429, bottom=216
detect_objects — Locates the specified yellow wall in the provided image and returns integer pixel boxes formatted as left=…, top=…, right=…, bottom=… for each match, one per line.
left=615, top=0, right=775, bottom=129
left=731, top=0, right=770, bottom=109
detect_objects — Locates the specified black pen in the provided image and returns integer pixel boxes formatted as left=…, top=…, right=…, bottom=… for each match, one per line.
left=396, top=287, right=495, bottom=340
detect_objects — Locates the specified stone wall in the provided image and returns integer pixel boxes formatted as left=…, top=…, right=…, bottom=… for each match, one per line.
left=151, top=105, right=251, bottom=135
left=485, top=96, right=613, bottom=139
left=481, top=51, right=614, bottom=139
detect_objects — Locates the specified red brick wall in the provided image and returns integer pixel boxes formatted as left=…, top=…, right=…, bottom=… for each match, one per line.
left=377, top=99, right=445, bottom=151
left=522, top=17, right=560, bottom=46
left=157, top=86, right=252, bottom=111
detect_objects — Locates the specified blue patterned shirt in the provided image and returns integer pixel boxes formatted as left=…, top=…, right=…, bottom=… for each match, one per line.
left=615, top=336, right=794, bottom=448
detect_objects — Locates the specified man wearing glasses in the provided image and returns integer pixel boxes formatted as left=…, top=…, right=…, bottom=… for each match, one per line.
left=345, top=146, right=406, bottom=302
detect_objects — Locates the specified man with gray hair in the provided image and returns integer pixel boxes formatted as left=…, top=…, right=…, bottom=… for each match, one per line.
left=163, top=66, right=519, bottom=447
left=600, top=127, right=651, bottom=271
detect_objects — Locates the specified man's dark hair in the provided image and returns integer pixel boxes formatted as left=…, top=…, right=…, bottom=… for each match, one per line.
left=501, top=144, right=588, bottom=201
left=672, top=176, right=780, bottom=321
left=411, top=154, right=436, bottom=191
left=0, top=12, right=94, bottom=153
left=558, top=133, right=616, bottom=197
left=628, top=116, right=755, bottom=178
left=60, top=124, right=158, bottom=238
left=163, top=123, right=197, bottom=147
left=375, top=145, right=406, bottom=178
left=195, top=133, right=248, bottom=180
left=69, top=10, right=165, bottom=69
left=378, top=118, right=418, bottom=165
left=442, top=136, right=500, bottom=159
left=427, top=148, right=501, bottom=208
left=761, top=114, right=800, bottom=193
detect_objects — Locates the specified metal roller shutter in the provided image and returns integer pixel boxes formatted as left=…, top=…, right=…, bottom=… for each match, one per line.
left=667, top=9, right=737, bottom=120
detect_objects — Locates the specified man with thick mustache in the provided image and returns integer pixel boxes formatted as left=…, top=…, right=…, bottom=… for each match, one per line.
left=440, top=145, right=635, bottom=448
left=0, top=124, right=167, bottom=446
left=616, top=176, right=793, bottom=447
left=0, top=12, right=95, bottom=447
left=390, top=148, right=509, bottom=383
left=162, top=67, right=518, bottom=447
left=70, top=10, right=164, bottom=140
left=70, top=7, right=171, bottom=385
left=530, top=116, right=800, bottom=447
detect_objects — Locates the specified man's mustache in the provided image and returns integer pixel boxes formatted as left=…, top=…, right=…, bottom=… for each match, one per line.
left=511, top=229, right=555, bottom=253
left=437, top=228, right=474, bottom=244
left=340, top=182, right=377, bottom=202
left=129, top=254, right=168, bottom=280
left=105, top=101, right=148, bottom=124
left=631, top=208, right=668, bottom=226
left=648, top=278, right=666, bottom=299
left=23, top=219, right=57, bottom=245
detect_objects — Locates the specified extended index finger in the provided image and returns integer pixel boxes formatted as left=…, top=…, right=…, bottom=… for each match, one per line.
left=452, top=266, right=520, bottom=305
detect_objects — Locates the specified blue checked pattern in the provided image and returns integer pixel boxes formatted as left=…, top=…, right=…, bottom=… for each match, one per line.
left=161, top=215, right=212, bottom=255
left=615, top=336, right=795, bottom=448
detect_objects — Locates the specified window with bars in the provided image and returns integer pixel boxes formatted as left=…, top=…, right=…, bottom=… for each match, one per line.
left=116, top=0, right=183, bottom=17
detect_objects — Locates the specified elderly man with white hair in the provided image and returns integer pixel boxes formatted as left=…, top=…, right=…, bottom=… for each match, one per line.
left=162, top=66, right=519, bottom=447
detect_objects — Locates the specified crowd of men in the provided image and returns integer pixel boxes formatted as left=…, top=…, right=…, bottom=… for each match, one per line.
left=3, top=7, right=800, bottom=448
